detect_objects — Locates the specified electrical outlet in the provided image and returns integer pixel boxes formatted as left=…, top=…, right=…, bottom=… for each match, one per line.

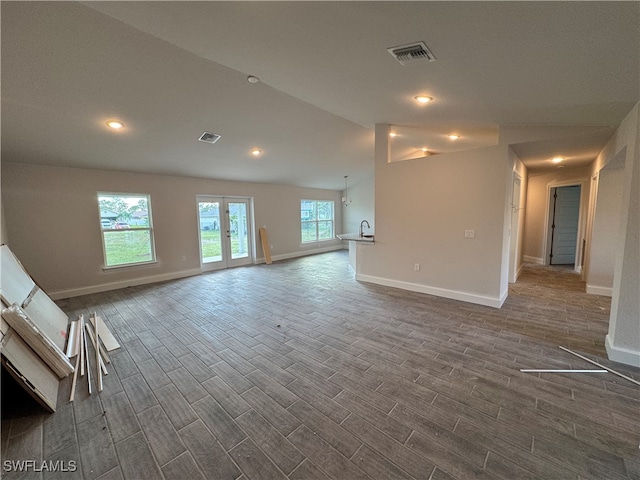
left=181, top=255, right=186, bottom=261
left=414, top=263, right=420, bottom=271
left=465, top=229, right=475, bottom=239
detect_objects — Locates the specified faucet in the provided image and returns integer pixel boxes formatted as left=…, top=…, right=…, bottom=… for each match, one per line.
left=359, top=220, right=371, bottom=237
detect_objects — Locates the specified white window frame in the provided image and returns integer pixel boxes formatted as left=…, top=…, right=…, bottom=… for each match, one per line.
left=98, top=192, right=156, bottom=269
left=300, top=199, right=335, bottom=244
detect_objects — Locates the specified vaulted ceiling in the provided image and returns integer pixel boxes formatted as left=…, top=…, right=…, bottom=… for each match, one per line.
left=2, top=2, right=638, bottom=189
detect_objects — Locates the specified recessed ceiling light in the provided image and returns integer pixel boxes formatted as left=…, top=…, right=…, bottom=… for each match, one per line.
left=389, top=132, right=397, bottom=137
left=414, top=95, right=433, bottom=104
left=552, top=157, right=563, bottom=163
left=251, top=148, right=263, bottom=156
left=421, top=147, right=429, bottom=152
left=448, top=134, right=460, bottom=140
left=106, top=120, right=124, bottom=129
left=247, top=75, right=260, bottom=84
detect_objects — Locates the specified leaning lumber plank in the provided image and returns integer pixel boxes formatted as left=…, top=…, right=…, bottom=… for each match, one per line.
left=65, top=320, right=79, bottom=358
left=85, top=326, right=108, bottom=376
left=559, top=346, right=640, bottom=386
left=69, top=345, right=81, bottom=402
left=79, top=316, right=85, bottom=377
left=2, top=329, right=59, bottom=412
left=259, top=227, right=272, bottom=265
left=90, top=314, right=120, bottom=351
left=22, top=289, right=68, bottom=352
left=0, top=245, right=36, bottom=307
left=83, top=324, right=92, bottom=394
left=2, top=305, right=74, bottom=378
left=95, top=316, right=102, bottom=391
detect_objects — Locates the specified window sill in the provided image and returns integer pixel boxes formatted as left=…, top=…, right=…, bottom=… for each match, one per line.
left=102, top=260, right=158, bottom=272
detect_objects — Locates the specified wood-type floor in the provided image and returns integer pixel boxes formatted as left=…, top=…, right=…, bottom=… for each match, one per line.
left=2, top=251, right=639, bottom=479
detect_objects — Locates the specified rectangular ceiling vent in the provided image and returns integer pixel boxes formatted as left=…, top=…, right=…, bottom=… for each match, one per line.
left=198, top=132, right=221, bottom=144
left=387, top=42, right=436, bottom=65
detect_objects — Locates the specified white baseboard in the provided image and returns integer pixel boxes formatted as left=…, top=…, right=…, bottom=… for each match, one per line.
left=606, top=334, right=640, bottom=367
left=256, top=244, right=344, bottom=264
left=49, top=268, right=202, bottom=300
left=586, top=284, right=613, bottom=297
left=523, top=255, right=544, bottom=265
left=355, top=274, right=506, bottom=309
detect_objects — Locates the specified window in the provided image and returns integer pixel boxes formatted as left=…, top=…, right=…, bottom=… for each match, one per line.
left=301, top=200, right=334, bottom=243
left=98, top=193, right=155, bottom=267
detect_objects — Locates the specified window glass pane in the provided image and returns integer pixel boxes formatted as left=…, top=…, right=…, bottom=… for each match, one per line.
left=99, top=193, right=154, bottom=266
left=103, top=230, right=153, bottom=266
left=301, top=200, right=316, bottom=221
left=317, top=220, right=333, bottom=240
left=300, top=200, right=334, bottom=243
left=301, top=221, right=317, bottom=243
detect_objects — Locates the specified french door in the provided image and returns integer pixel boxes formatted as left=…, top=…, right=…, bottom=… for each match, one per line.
left=197, top=196, right=253, bottom=271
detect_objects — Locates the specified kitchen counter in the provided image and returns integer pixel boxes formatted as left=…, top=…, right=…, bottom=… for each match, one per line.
left=336, top=233, right=374, bottom=243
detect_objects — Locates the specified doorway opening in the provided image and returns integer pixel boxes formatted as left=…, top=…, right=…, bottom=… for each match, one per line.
left=547, top=185, right=581, bottom=267
left=196, top=196, right=254, bottom=271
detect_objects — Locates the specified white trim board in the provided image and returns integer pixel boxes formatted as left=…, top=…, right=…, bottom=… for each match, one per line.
left=48, top=268, right=202, bottom=300
left=523, top=255, right=544, bottom=265
left=606, top=334, right=640, bottom=368
left=355, top=274, right=506, bottom=309
left=255, top=245, right=344, bottom=265
left=586, top=284, right=613, bottom=297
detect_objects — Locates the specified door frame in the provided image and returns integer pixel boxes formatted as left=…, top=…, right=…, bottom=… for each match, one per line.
left=542, top=181, right=587, bottom=271
left=196, top=195, right=255, bottom=272
left=508, top=172, right=523, bottom=283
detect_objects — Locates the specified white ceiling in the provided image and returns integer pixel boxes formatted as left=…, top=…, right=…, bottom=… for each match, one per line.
left=2, top=2, right=638, bottom=189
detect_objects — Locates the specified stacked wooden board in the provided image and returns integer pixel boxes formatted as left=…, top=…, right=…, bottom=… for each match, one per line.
left=1, top=245, right=119, bottom=412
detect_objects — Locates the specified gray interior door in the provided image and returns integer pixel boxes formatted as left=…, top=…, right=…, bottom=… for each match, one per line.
left=550, top=185, right=581, bottom=265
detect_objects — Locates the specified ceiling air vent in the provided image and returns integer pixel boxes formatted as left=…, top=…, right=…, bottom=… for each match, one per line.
left=198, top=132, right=221, bottom=144
left=387, top=42, right=436, bottom=65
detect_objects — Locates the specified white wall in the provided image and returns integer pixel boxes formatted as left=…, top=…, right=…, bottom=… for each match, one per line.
left=586, top=160, right=624, bottom=295
left=357, top=124, right=509, bottom=308
left=2, top=162, right=343, bottom=298
left=341, top=174, right=375, bottom=239
left=507, top=148, right=528, bottom=283
left=522, top=166, right=591, bottom=266
left=596, top=103, right=640, bottom=367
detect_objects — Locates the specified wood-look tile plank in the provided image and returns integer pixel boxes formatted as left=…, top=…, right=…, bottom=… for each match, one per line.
left=120, top=374, right=158, bottom=413
left=241, top=387, right=301, bottom=436
left=286, top=379, right=350, bottom=424
left=340, top=413, right=435, bottom=480
left=137, top=405, right=186, bottom=467
left=334, top=390, right=412, bottom=443
left=201, top=376, right=252, bottom=418
left=246, top=369, right=299, bottom=408
left=229, top=438, right=288, bottom=480
left=287, top=425, right=372, bottom=480
left=289, top=459, right=331, bottom=480
left=287, top=399, right=362, bottom=458
left=101, top=391, right=140, bottom=443
left=161, top=452, right=205, bottom=480
left=165, top=367, right=208, bottom=404
left=178, top=420, right=240, bottom=480
left=210, top=360, right=255, bottom=394
left=76, top=415, right=118, bottom=480
left=235, top=409, right=304, bottom=475
left=154, top=384, right=198, bottom=430
left=114, top=431, right=163, bottom=480
left=191, top=395, right=246, bottom=450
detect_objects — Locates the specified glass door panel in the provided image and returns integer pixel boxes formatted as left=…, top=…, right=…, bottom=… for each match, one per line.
left=198, top=201, right=223, bottom=269
left=197, top=196, right=253, bottom=271
left=228, top=201, right=249, bottom=260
